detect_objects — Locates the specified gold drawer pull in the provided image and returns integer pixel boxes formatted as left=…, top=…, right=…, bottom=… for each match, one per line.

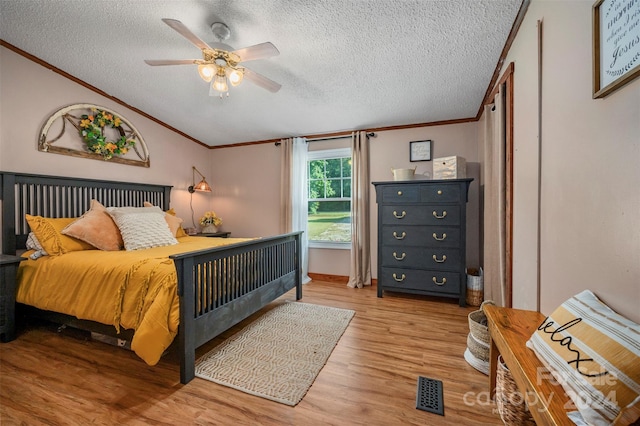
left=392, top=273, right=406, bottom=282
left=393, top=231, right=406, bottom=240
left=432, top=277, right=447, bottom=286
left=397, top=191, right=403, bottom=196
left=393, top=210, right=406, bottom=219
left=432, top=254, right=447, bottom=263
left=437, top=190, right=443, bottom=195
left=432, top=210, right=447, bottom=219
left=432, top=232, right=447, bottom=241
left=393, top=252, right=406, bottom=261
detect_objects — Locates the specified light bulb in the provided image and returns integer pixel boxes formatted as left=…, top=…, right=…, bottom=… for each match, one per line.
left=212, top=74, right=228, bottom=92
left=197, top=64, right=215, bottom=82
left=227, top=68, right=244, bottom=86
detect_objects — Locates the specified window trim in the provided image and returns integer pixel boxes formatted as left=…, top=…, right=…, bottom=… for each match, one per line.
left=307, top=147, right=352, bottom=249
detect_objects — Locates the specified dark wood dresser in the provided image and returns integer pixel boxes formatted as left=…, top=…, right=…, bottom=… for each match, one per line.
left=373, top=178, right=473, bottom=306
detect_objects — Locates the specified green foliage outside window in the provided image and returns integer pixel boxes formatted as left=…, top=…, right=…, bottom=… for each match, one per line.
left=307, top=154, right=352, bottom=242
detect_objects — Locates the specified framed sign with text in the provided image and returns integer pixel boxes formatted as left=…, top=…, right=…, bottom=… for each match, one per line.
left=410, top=140, right=432, bottom=162
left=593, top=0, right=640, bottom=98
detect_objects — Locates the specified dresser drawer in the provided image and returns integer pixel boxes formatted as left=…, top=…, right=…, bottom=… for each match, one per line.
left=381, top=205, right=460, bottom=226
left=420, top=183, right=462, bottom=203
left=380, top=246, right=462, bottom=271
left=380, top=185, right=420, bottom=203
left=380, top=268, right=461, bottom=295
left=381, top=225, right=461, bottom=248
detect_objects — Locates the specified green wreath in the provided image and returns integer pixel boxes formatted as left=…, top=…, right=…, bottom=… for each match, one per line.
left=79, top=109, right=136, bottom=160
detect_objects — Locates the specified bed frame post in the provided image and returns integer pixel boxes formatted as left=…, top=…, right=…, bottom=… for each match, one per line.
left=175, top=257, right=196, bottom=384
left=295, top=232, right=302, bottom=301
left=1, top=173, right=17, bottom=255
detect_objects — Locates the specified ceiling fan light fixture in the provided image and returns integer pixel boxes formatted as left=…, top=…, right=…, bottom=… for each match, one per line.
left=197, top=64, right=215, bottom=82
left=227, top=68, right=244, bottom=86
left=212, top=74, right=228, bottom=93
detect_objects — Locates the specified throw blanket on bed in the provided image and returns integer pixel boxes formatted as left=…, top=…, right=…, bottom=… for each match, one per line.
left=16, top=236, right=250, bottom=365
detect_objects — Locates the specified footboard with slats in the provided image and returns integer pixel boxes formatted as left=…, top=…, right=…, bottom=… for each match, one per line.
left=0, top=172, right=302, bottom=384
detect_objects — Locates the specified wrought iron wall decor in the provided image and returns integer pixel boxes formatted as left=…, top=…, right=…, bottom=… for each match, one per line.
left=39, top=103, right=150, bottom=167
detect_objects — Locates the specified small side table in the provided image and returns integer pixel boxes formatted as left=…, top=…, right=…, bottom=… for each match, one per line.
left=0, top=254, right=25, bottom=342
left=194, top=231, right=231, bottom=238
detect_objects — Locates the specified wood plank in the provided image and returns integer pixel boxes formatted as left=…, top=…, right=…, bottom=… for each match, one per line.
left=485, top=305, right=574, bottom=426
left=1, top=281, right=502, bottom=425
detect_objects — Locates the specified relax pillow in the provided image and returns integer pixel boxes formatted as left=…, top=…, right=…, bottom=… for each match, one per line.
left=526, top=290, right=640, bottom=425
left=143, top=202, right=186, bottom=237
left=61, top=200, right=124, bottom=251
left=25, top=215, right=95, bottom=256
left=107, top=206, right=178, bottom=251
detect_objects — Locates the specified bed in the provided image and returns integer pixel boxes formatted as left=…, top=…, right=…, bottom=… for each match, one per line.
left=0, top=171, right=302, bottom=384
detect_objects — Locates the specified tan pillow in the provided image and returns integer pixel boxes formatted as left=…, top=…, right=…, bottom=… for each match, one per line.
left=143, top=202, right=186, bottom=237
left=61, top=200, right=123, bottom=251
left=26, top=215, right=95, bottom=256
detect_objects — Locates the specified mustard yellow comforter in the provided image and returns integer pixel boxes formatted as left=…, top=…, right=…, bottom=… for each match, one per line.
left=17, top=236, right=250, bottom=365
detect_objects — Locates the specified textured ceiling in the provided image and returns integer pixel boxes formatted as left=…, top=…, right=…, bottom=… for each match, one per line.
left=0, top=0, right=523, bottom=147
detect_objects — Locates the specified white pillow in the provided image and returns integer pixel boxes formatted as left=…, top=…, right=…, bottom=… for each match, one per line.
left=106, top=206, right=178, bottom=251
left=26, top=232, right=48, bottom=259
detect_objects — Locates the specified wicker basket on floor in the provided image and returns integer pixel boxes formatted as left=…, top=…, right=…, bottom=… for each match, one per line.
left=468, top=300, right=494, bottom=345
left=466, top=332, right=489, bottom=362
left=496, top=355, right=536, bottom=426
left=464, top=301, right=494, bottom=374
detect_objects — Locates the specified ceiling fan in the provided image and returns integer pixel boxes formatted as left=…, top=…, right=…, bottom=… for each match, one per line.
left=145, top=19, right=281, bottom=98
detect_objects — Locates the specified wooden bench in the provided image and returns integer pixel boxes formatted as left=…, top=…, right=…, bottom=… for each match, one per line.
left=484, top=305, right=575, bottom=426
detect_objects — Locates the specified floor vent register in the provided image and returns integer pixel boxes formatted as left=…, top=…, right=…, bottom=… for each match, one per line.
left=416, top=376, right=444, bottom=416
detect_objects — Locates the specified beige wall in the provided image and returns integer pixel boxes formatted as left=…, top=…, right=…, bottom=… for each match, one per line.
left=500, top=0, right=640, bottom=321
left=0, top=46, right=214, bottom=228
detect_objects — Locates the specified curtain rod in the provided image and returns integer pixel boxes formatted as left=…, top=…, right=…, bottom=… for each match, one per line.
left=275, top=132, right=376, bottom=146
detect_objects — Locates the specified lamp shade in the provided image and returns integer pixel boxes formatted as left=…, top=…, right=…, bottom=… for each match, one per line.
left=197, top=64, right=215, bottom=82
left=188, top=166, right=212, bottom=193
left=227, top=68, right=244, bottom=86
left=212, top=74, right=228, bottom=92
left=193, top=178, right=212, bottom=192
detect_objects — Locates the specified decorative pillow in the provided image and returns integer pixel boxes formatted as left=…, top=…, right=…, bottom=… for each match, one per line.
left=107, top=206, right=178, bottom=251
left=143, top=202, right=186, bottom=237
left=526, top=290, right=640, bottom=425
left=61, top=200, right=124, bottom=251
left=25, top=215, right=95, bottom=256
left=25, top=232, right=48, bottom=260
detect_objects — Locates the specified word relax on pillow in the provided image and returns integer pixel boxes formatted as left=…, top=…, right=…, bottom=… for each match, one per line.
left=527, top=290, right=640, bottom=426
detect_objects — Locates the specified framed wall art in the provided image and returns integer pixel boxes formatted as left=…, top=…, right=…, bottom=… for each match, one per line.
left=592, top=0, right=640, bottom=98
left=410, top=140, right=432, bottom=162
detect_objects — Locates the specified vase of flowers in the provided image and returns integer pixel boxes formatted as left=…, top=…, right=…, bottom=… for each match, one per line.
left=200, top=211, right=222, bottom=234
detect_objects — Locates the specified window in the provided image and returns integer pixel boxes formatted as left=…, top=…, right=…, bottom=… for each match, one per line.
left=307, top=148, right=351, bottom=248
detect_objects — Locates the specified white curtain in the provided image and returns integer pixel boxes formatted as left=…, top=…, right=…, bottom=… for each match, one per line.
left=347, top=131, right=372, bottom=288
left=280, top=137, right=311, bottom=284
left=483, top=84, right=507, bottom=306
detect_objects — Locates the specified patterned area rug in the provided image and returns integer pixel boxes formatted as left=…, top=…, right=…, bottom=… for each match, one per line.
left=195, top=301, right=355, bottom=406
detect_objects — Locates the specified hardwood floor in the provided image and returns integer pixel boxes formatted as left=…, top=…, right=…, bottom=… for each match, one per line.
left=0, top=281, right=501, bottom=425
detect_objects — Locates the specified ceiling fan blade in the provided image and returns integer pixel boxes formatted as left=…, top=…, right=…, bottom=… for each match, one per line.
left=144, top=59, right=199, bottom=66
left=243, top=68, right=282, bottom=93
left=232, top=42, right=280, bottom=62
left=161, top=18, right=212, bottom=51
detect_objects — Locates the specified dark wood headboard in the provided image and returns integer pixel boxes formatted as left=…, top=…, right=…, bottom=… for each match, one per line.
left=1, top=172, right=172, bottom=255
